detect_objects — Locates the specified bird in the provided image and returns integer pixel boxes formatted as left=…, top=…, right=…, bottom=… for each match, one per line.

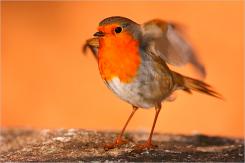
left=83, top=16, right=221, bottom=150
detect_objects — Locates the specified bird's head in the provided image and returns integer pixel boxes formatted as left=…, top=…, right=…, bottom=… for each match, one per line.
left=93, top=16, right=142, bottom=42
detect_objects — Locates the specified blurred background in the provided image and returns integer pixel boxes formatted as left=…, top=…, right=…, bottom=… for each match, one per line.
left=1, top=1, right=244, bottom=137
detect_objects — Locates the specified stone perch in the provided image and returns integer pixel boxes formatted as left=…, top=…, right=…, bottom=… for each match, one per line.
left=0, top=128, right=244, bottom=162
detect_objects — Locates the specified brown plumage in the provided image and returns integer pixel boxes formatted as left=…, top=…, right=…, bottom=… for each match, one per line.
left=172, top=71, right=222, bottom=99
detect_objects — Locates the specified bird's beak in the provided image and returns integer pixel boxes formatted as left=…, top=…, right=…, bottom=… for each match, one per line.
left=93, top=31, right=105, bottom=37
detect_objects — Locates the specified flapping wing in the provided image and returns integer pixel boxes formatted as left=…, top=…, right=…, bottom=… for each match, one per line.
left=142, top=19, right=206, bottom=78
left=83, top=38, right=99, bottom=60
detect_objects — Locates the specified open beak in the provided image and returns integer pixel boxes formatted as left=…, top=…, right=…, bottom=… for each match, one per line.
left=93, top=31, right=105, bottom=37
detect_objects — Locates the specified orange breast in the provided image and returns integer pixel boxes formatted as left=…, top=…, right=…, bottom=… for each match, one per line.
left=98, top=33, right=141, bottom=83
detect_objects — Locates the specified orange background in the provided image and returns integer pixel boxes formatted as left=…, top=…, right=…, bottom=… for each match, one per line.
left=1, top=1, right=244, bottom=137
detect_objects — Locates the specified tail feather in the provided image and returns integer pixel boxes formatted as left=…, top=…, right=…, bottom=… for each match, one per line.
left=172, top=71, right=223, bottom=99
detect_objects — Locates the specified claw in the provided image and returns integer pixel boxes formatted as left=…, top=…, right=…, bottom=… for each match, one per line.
left=104, top=138, right=128, bottom=150
left=133, top=141, right=158, bottom=151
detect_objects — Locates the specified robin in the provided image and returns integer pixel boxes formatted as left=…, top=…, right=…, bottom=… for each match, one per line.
left=83, top=16, right=221, bottom=150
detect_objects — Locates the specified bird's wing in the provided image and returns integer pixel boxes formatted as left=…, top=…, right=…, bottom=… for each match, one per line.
left=142, top=19, right=206, bottom=77
left=83, top=38, right=99, bottom=60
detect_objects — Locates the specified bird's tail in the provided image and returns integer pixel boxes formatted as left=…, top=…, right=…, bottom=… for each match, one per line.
left=172, top=71, right=223, bottom=99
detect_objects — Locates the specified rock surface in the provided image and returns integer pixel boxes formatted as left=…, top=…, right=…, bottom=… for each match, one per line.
left=0, top=128, right=244, bottom=162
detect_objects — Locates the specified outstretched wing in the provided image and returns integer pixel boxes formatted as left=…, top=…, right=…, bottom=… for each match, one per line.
left=142, top=19, right=206, bottom=78
left=83, top=38, right=99, bottom=60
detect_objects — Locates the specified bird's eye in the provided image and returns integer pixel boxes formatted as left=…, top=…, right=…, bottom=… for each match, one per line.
left=114, top=27, right=122, bottom=34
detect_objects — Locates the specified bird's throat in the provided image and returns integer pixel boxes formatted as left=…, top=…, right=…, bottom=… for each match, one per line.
left=98, top=35, right=141, bottom=83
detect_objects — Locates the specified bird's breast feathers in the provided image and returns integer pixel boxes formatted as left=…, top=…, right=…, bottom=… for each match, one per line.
left=98, top=33, right=141, bottom=83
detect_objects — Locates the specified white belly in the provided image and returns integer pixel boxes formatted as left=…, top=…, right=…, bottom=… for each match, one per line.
left=106, top=76, right=169, bottom=108
left=107, top=77, right=152, bottom=108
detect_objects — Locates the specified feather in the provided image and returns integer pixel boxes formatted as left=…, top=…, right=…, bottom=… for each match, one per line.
left=83, top=38, right=99, bottom=60
left=142, top=19, right=206, bottom=78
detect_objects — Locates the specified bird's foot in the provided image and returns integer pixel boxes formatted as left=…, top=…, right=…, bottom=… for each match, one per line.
left=133, top=141, right=157, bottom=151
left=104, top=138, right=128, bottom=150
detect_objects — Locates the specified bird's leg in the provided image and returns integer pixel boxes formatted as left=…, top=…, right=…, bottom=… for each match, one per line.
left=104, top=106, right=138, bottom=150
left=135, top=103, right=162, bottom=150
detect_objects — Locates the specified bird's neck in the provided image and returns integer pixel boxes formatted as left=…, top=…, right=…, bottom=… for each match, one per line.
left=98, top=35, right=141, bottom=83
